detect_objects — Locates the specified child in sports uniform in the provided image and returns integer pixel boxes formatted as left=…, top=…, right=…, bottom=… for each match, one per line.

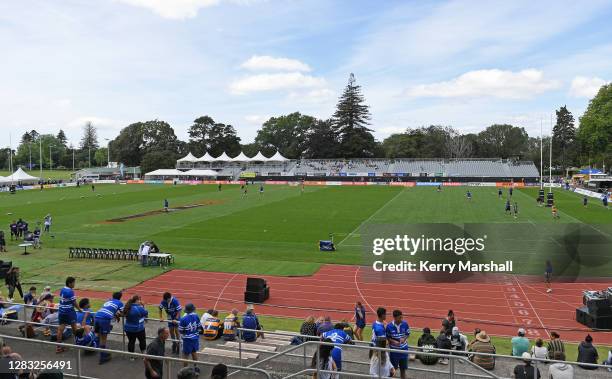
left=505, top=199, right=511, bottom=215
left=545, top=261, right=553, bottom=293
left=466, top=191, right=472, bottom=201
left=552, top=205, right=559, bottom=219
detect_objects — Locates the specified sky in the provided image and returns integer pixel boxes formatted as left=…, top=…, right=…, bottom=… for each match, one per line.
left=1, top=0, right=611, bottom=149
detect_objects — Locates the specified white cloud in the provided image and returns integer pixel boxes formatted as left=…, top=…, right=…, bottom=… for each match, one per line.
left=229, top=72, right=326, bottom=94
left=569, top=76, right=608, bottom=98
left=115, top=0, right=220, bottom=19
left=244, top=114, right=268, bottom=124
left=288, top=88, right=335, bottom=103
left=241, top=55, right=311, bottom=72
left=405, top=69, right=560, bottom=99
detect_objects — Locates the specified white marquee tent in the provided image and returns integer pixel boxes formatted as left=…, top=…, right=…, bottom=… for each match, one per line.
left=268, top=151, right=289, bottom=161
left=231, top=152, right=252, bottom=162
left=197, top=152, right=215, bottom=162
left=177, top=152, right=198, bottom=162
left=250, top=151, right=270, bottom=162
left=182, top=169, right=218, bottom=177
left=213, top=152, right=231, bottom=161
left=0, top=168, right=40, bottom=183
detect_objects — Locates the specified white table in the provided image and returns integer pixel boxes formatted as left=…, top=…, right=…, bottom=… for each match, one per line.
left=18, top=243, right=33, bottom=255
left=147, top=253, right=174, bottom=266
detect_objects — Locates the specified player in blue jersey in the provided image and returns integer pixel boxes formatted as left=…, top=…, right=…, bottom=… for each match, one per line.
left=498, top=188, right=503, bottom=198
left=322, top=323, right=354, bottom=371
left=94, top=292, right=123, bottom=363
left=603, top=193, right=609, bottom=209
left=371, top=307, right=387, bottom=345
left=159, top=292, right=182, bottom=354
left=178, top=303, right=202, bottom=366
left=56, top=277, right=83, bottom=353
left=505, top=199, right=511, bottom=215
left=354, top=301, right=366, bottom=341
left=74, top=324, right=98, bottom=349
left=386, top=310, right=410, bottom=379
left=466, top=190, right=472, bottom=201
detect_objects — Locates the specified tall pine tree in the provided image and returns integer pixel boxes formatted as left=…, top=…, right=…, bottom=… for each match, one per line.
left=57, top=129, right=68, bottom=147
left=333, top=73, right=376, bottom=158
left=552, top=105, right=576, bottom=171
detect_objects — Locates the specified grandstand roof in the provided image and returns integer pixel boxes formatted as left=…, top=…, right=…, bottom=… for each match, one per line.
left=183, top=169, right=218, bottom=177
left=250, top=151, right=269, bottom=162
left=196, top=152, right=215, bottom=162
left=213, top=152, right=231, bottom=161
left=231, top=152, right=252, bottom=162
left=268, top=151, right=288, bottom=161
left=144, top=169, right=184, bottom=177
left=177, top=152, right=197, bottom=162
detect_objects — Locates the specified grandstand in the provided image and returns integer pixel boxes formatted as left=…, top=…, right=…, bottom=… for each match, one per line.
left=174, top=152, right=540, bottom=181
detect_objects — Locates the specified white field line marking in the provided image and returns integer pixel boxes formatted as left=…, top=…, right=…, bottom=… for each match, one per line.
left=213, top=273, right=239, bottom=310
left=338, top=188, right=405, bottom=246
left=354, top=266, right=376, bottom=314
left=513, top=275, right=551, bottom=338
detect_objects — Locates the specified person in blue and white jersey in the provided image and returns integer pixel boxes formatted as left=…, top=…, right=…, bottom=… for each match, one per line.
left=386, top=309, right=410, bottom=379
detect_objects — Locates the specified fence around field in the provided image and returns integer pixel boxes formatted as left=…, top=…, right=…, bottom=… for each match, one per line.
left=2, top=303, right=610, bottom=379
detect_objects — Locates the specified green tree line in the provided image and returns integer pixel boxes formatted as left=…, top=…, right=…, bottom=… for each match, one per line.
left=3, top=77, right=610, bottom=173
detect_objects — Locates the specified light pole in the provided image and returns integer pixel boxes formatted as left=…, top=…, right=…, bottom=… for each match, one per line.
left=104, top=138, right=110, bottom=167
left=49, top=145, right=54, bottom=171
left=70, top=144, right=75, bottom=172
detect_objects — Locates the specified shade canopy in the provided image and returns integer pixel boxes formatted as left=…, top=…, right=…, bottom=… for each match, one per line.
left=197, top=152, right=215, bottom=162
left=144, top=169, right=185, bottom=177
left=177, top=152, right=198, bottom=162
left=0, top=168, right=40, bottom=183
left=250, top=151, right=270, bottom=162
left=213, top=152, right=231, bottom=161
left=579, top=168, right=602, bottom=174
left=183, top=169, right=218, bottom=177
left=231, top=152, right=252, bottom=162
left=268, top=151, right=289, bottom=161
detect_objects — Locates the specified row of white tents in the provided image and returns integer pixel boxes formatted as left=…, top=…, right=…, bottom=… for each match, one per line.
left=144, top=169, right=218, bottom=178
left=177, top=151, right=289, bottom=163
left=0, top=168, right=40, bottom=184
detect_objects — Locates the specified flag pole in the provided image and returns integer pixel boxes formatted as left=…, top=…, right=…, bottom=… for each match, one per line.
left=549, top=113, right=553, bottom=193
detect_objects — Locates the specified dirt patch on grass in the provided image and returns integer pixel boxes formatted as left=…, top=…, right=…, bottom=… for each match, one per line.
left=103, top=199, right=224, bottom=223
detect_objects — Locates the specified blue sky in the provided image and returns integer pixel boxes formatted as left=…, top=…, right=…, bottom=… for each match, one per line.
left=1, top=0, right=611, bottom=148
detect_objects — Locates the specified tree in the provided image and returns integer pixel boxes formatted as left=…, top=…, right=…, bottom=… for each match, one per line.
left=477, top=124, right=529, bottom=158
left=240, top=143, right=262, bottom=158
left=381, top=132, right=419, bottom=158
left=255, top=112, right=314, bottom=158
left=15, top=134, right=65, bottom=169
left=303, top=119, right=339, bottom=158
left=333, top=73, right=376, bottom=157
left=94, top=148, right=108, bottom=167
left=80, top=122, right=98, bottom=150
left=188, top=116, right=241, bottom=157
left=552, top=106, right=576, bottom=171
left=141, top=150, right=177, bottom=174
left=109, top=123, right=145, bottom=166
left=56, top=130, right=68, bottom=147
left=577, top=83, right=612, bottom=166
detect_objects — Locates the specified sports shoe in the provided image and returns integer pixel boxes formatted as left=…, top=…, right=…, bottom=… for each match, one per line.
left=546, top=288, right=552, bottom=293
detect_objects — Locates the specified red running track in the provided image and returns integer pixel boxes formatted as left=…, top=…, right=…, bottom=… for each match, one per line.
left=78, top=264, right=612, bottom=344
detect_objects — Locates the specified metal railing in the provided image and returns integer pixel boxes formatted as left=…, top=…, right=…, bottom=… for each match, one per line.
left=230, top=328, right=612, bottom=379
left=0, top=333, right=271, bottom=379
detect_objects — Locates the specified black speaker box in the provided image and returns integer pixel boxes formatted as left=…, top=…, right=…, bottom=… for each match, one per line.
left=245, top=290, right=266, bottom=304
left=576, top=306, right=612, bottom=330
left=246, top=277, right=267, bottom=291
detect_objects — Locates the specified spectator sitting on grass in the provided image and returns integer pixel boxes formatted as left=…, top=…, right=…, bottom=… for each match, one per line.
left=467, top=328, right=481, bottom=351
left=222, top=309, right=240, bottom=341
left=450, top=326, right=468, bottom=353
left=512, top=328, right=530, bottom=357
left=513, top=352, right=541, bottom=379
left=292, top=315, right=317, bottom=345
left=549, top=351, right=574, bottom=379
left=577, top=334, right=598, bottom=370
left=0, top=231, right=6, bottom=252
left=369, top=337, right=395, bottom=377
left=317, top=316, right=334, bottom=336
left=547, top=331, right=565, bottom=358
left=469, top=331, right=496, bottom=370
left=530, top=338, right=548, bottom=360
left=202, top=310, right=223, bottom=340
left=200, top=308, right=214, bottom=325
left=436, top=328, right=452, bottom=364
left=417, top=327, right=439, bottom=365
left=242, top=306, right=263, bottom=342
left=23, top=286, right=37, bottom=305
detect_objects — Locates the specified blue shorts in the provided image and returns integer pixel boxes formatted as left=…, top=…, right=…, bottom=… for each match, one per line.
left=182, top=338, right=200, bottom=354
left=331, top=347, right=342, bottom=371
left=356, top=320, right=366, bottom=329
left=58, top=312, right=76, bottom=325
left=167, top=315, right=179, bottom=329
left=94, top=318, right=113, bottom=335
left=390, top=351, right=408, bottom=370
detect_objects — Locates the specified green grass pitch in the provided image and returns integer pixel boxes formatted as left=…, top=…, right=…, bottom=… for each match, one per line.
left=0, top=183, right=610, bottom=292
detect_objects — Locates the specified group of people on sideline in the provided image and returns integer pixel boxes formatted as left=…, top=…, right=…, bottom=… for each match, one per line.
left=2, top=281, right=612, bottom=378
left=5, top=215, right=51, bottom=250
